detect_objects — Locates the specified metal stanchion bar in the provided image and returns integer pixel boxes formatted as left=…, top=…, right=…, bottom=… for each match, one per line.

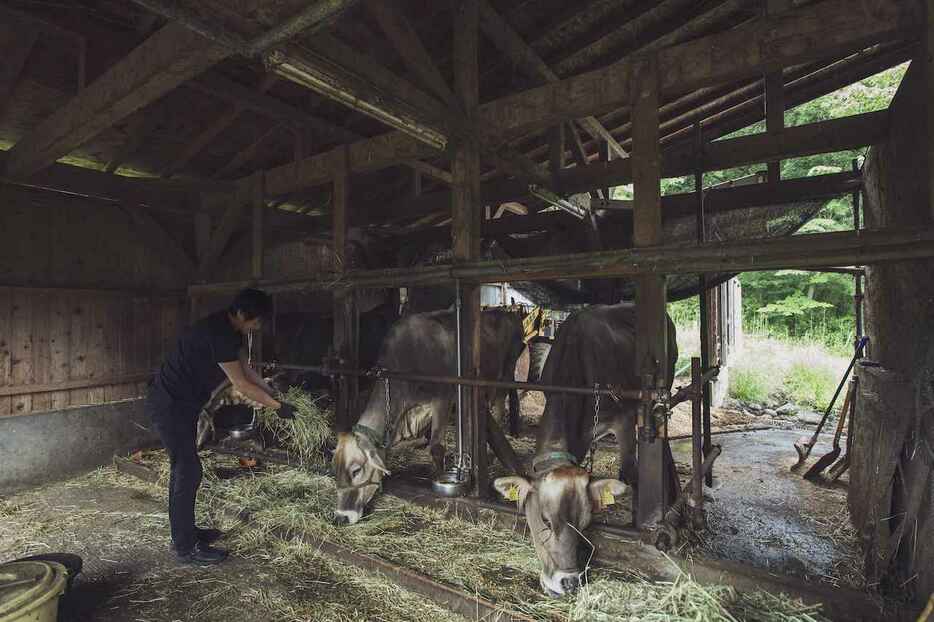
left=273, top=363, right=655, bottom=400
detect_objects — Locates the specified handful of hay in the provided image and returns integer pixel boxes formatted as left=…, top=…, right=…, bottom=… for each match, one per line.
left=258, top=387, right=333, bottom=469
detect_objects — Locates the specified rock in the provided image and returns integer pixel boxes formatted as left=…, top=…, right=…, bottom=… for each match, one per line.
left=748, top=402, right=764, bottom=413
left=776, top=402, right=797, bottom=416
left=763, top=408, right=778, bottom=418
left=797, top=410, right=824, bottom=425
left=748, top=409, right=765, bottom=417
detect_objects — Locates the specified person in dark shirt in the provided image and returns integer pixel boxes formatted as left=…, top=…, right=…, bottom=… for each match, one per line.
left=146, top=288, right=296, bottom=565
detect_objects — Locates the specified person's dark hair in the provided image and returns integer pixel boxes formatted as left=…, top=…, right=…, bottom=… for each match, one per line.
left=229, top=288, right=273, bottom=320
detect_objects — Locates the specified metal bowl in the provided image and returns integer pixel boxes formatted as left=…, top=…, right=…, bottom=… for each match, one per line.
left=227, top=424, right=258, bottom=440
left=432, top=467, right=471, bottom=497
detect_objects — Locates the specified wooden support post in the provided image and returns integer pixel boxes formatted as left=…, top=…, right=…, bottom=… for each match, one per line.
left=764, top=0, right=790, bottom=183
left=600, top=140, right=611, bottom=201
left=549, top=125, right=565, bottom=190
left=695, top=123, right=714, bottom=487
left=77, top=37, right=87, bottom=92
left=251, top=172, right=265, bottom=369
left=927, top=0, right=934, bottom=220
left=453, top=0, right=486, bottom=497
left=632, top=54, right=670, bottom=529
left=332, top=147, right=357, bottom=430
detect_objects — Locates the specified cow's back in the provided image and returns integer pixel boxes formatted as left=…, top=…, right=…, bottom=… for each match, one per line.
left=538, top=303, right=677, bottom=455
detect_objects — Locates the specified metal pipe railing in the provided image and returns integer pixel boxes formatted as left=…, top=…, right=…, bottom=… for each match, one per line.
left=272, top=363, right=657, bottom=401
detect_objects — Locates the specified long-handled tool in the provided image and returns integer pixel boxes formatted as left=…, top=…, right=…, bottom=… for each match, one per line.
left=792, top=336, right=868, bottom=470
left=804, top=377, right=854, bottom=480
left=826, top=375, right=858, bottom=482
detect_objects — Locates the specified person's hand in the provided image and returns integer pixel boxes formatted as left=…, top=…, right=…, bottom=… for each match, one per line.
left=277, top=402, right=297, bottom=420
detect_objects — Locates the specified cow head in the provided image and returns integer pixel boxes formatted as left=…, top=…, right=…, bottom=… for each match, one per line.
left=332, top=430, right=389, bottom=525
left=494, top=466, right=626, bottom=597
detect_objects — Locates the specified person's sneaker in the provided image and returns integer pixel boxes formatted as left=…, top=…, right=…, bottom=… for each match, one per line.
left=195, top=527, right=224, bottom=545
left=176, top=542, right=228, bottom=565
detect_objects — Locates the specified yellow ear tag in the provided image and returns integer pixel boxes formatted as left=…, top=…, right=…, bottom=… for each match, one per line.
left=505, top=485, right=520, bottom=502
left=600, top=488, right=616, bottom=508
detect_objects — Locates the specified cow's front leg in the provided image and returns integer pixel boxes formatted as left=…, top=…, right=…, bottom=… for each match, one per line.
left=491, top=389, right=507, bottom=425
left=428, top=397, right=451, bottom=474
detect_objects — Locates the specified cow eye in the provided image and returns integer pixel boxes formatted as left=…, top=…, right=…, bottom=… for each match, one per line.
left=351, top=466, right=362, bottom=479
left=542, top=516, right=553, bottom=532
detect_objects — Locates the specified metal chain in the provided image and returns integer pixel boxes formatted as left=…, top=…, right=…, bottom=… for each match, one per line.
left=383, top=375, right=393, bottom=448
left=584, top=383, right=602, bottom=473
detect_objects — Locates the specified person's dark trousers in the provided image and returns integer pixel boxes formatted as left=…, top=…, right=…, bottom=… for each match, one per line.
left=146, top=399, right=202, bottom=554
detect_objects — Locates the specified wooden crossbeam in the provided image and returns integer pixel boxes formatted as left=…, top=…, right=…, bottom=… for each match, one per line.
left=374, top=110, right=888, bottom=221
left=477, top=0, right=626, bottom=158
left=197, top=183, right=251, bottom=280
left=484, top=0, right=915, bottom=140
left=189, top=226, right=934, bottom=296
left=0, top=150, right=232, bottom=207
left=3, top=22, right=231, bottom=179
left=258, top=0, right=914, bottom=197
left=119, top=203, right=195, bottom=277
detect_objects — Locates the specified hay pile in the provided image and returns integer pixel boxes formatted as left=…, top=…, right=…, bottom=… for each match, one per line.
left=258, top=387, right=333, bottom=469
left=173, top=458, right=828, bottom=621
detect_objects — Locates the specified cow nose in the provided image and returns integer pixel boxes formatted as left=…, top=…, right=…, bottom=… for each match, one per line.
left=560, top=575, right=580, bottom=593
left=333, top=514, right=349, bottom=526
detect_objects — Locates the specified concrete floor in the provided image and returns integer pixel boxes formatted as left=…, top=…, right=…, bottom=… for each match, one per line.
left=671, top=428, right=861, bottom=587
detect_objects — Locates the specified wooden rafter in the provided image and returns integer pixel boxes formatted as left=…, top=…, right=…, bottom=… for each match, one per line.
left=477, top=0, right=627, bottom=158
left=119, top=203, right=195, bottom=277
left=378, top=110, right=888, bottom=221
left=105, top=111, right=165, bottom=174
left=366, top=0, right=459, bottom=109
left=162, top=74, right=278, bottom=178
left=190, top=73, right=360, bottom=144
left=258, top=0, right=914, bottom=198
left=211, top=123, right=287, bottom=180
left=3, top=22, right=231, bottom=179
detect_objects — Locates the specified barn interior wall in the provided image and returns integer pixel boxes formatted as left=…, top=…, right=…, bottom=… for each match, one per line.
left=0, top=187, right=189, bottom=417
left=851, top=60, right=934, bottom=602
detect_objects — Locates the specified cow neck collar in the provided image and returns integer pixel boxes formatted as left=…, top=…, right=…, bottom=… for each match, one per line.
left=531, top=451, right=578, bottom=476
left=353, top=423, right=386, bottom=449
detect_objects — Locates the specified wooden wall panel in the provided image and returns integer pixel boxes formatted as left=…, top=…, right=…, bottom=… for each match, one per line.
left=0, top=289, right=187, bottom=415
left=0, top=185, right=192, bottom=415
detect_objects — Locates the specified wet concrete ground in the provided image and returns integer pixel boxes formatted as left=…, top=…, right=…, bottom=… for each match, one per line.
left=670, top=428, right=860, bottom=587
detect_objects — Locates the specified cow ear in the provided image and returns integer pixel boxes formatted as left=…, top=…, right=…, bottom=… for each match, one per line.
left=494, top=476, right=533, bottom=510
left=588, top=479, right=627, bottom=513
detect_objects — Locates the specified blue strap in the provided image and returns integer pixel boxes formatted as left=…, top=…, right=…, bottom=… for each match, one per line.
left=532, top=451, right=578, bottom=475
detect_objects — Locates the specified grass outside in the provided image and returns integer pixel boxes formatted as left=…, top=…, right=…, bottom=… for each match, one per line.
left=675, top=324, right=848, bottom=412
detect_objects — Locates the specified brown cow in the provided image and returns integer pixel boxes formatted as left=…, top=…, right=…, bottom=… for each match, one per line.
left=494, top=303, right=677, bottom=596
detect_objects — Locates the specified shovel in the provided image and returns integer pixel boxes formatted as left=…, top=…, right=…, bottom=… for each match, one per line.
left=804, top=378, right=854, bottom=480
left=792, top=336, right=867, bottom=471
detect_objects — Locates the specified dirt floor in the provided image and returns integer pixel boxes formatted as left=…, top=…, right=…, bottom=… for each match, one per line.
left=0, top=468, right=464, bottom=622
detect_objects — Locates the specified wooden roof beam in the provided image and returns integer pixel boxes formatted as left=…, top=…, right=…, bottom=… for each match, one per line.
left=377, top=109, right=888, bottom=221
left=477, top=0, right=627, bottom=158
left=3, top=22, right=231, bottom=179
left=483, top=0, right=916, bottom=140
left=259, top=0, right=914, bottom=197
left=211, top=123, right=287, bottom=180
left=161, top=74, right=278, bottom=178
left=365, top=0, right=460, bottom=109
left=189, top=73, right=361, bottom=145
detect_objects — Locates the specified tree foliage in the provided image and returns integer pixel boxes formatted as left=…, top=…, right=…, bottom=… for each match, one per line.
left=645, top=63, right=909, bottom=353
